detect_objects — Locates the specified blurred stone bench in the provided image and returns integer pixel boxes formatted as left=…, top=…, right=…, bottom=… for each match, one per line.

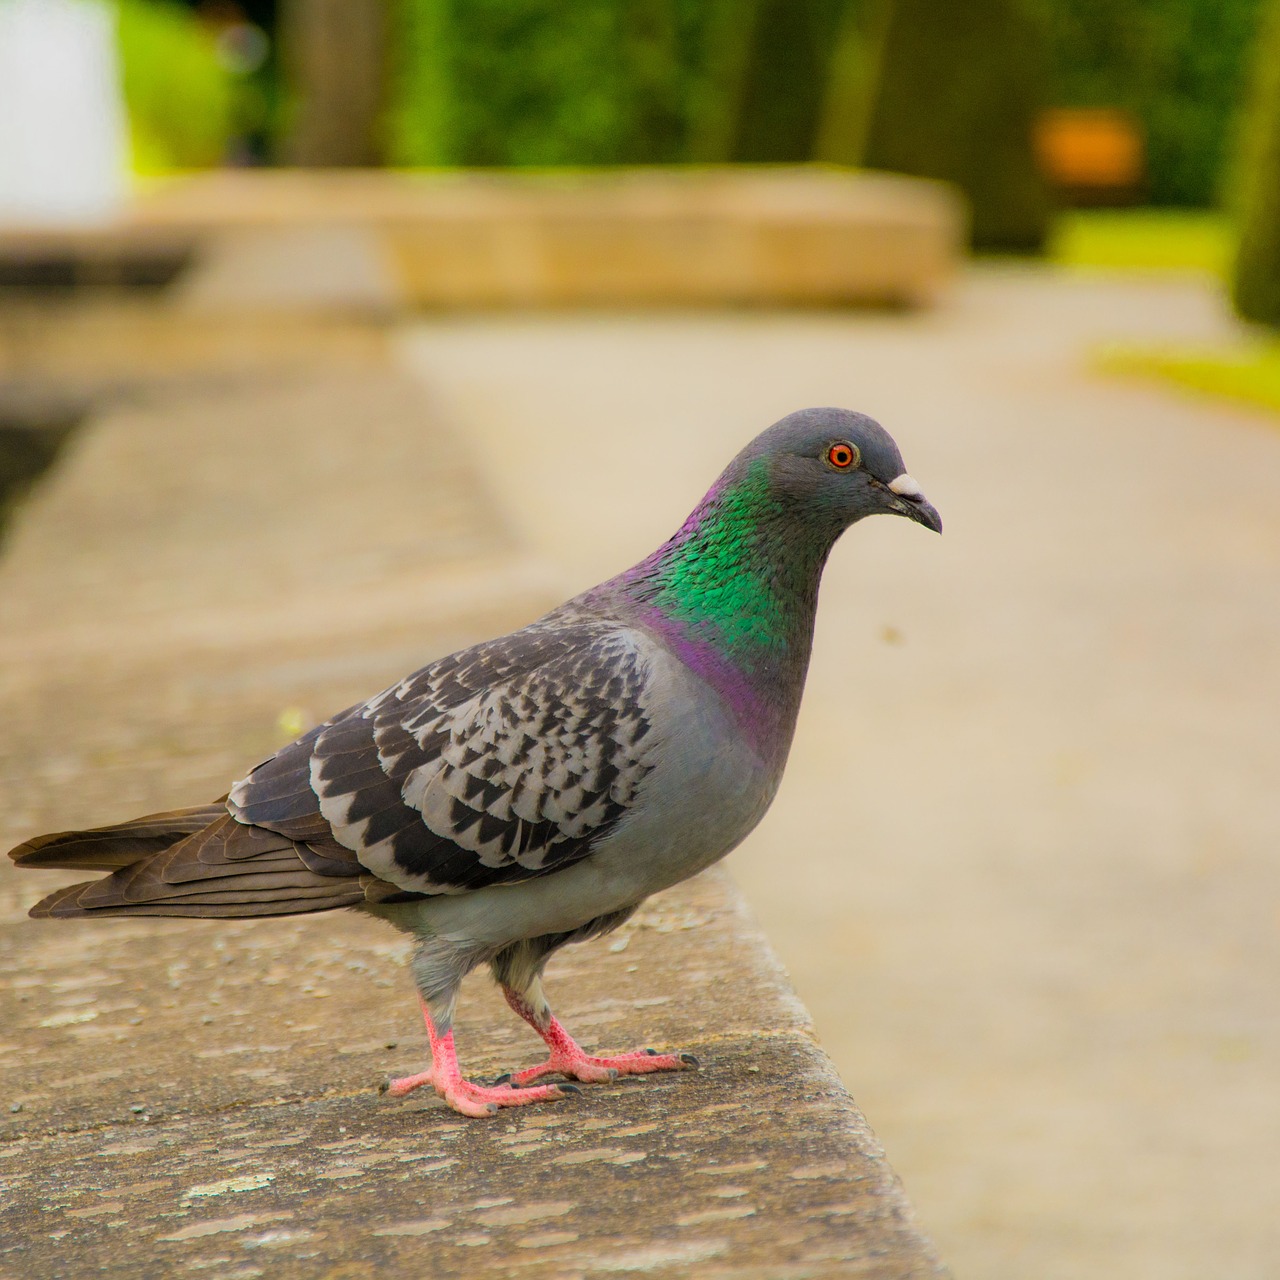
left=0, top=166, right=963, bottom=312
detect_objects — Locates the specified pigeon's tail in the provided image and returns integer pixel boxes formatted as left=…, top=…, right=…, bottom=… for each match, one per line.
left=8, top=806, right=394, bottom=920
left=8, top=804, right=230, bottom=872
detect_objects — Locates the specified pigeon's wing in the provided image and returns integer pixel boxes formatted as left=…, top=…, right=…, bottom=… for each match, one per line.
left=228, top=618, right=656, bottom=896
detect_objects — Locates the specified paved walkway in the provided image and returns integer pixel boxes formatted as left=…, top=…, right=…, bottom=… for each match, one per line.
left=400, top=266, right=1280, bottom=1280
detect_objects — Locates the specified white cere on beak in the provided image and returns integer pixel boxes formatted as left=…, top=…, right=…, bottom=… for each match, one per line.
left=888, top=474, right=924, bottom=498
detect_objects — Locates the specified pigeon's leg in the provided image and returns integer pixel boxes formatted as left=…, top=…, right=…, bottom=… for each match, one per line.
left=382, top=939, right=575, bottom=1117
left=498, top=977, right=699, bottom=1087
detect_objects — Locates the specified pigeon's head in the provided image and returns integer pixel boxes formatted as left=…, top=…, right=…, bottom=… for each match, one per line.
left=739, top=407, right=942, bottom=535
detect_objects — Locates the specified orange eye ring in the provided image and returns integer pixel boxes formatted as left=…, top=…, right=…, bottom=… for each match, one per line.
left=826, top=441, right=859, bottom=470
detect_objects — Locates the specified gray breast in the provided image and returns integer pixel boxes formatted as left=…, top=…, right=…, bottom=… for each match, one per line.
left=395, top=635, right=779, bottom=950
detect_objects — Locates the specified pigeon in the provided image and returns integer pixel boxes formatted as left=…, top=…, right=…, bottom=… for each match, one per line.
left=9, top=407, right=940, bottom=1117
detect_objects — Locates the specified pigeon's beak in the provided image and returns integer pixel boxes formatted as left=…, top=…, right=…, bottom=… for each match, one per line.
left=886, top=474, right=943, bottom=534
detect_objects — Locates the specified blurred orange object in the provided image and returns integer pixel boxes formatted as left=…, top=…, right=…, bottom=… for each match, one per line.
left=1034, top=108, right=1144, bottom=199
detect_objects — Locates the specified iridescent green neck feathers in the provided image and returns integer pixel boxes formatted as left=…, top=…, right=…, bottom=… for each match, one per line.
left=626, top=458, right=837, bottom=664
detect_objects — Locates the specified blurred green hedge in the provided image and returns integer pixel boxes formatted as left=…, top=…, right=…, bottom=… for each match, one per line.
left=116, top=0, right=235, bottom=172
left=387, top=0, right=885, bottom=167
left=1233, top=0, right=1280, bottom=324
left=389, top=0, right=698, bottom=165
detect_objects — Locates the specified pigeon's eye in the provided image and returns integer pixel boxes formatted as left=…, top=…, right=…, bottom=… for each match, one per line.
left=826, top=441, right=859, bottom=470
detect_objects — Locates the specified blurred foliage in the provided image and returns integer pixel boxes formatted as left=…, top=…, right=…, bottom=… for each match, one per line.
left=388, top=0, right=873, bottom=166
left=1031, top=0, right=1264, bottom=207
left=387, top=0, right=1048, bottom=251
left=1099, top=341, right=1280, bottom=416
left=1232, top=0, right=1280, bottom=324
left=116, top=0, right=236, bottom=171
left=860, top=0, right=1051, bottom=252
left=385, top=0, right=1267, bottom=252
left=1050, top=209, right=1234, bottom=275
left=390, top=0, right=697, bottom=165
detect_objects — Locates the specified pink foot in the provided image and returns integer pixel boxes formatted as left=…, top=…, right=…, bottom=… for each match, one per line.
left=447, top=1078, right=575, bottom=1117
left=500, top=992, right=699, bottom=1087
left=381, top=1001, right=579, bottom=1118
left=382, top=1067, right=574, bottom=1116
left=507, top=1044, right=699, bottom=1087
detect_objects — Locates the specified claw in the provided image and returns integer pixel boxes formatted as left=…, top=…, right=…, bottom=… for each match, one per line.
left=382, top=1068, right=435, bottom=1099
left=679, top=1053, right=701, bottom=1069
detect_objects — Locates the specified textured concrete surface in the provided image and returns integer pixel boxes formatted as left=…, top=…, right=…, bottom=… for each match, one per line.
left=0, top=335, right=945, bottom=1276
left=399, top=267, right=1280, bottom=1280
left=1, top=871, right=944, bottom=1280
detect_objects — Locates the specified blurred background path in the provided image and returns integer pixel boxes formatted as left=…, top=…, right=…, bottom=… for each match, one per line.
left=401, top=266, right=1280, bottom=1280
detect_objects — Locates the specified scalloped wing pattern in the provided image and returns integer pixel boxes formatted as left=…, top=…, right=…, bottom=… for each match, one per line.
left=230, top=618, right=656, bottom=895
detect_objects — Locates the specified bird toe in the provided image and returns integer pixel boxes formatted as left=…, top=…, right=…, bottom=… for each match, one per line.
left=382, top=1069, right=435, bottom=1098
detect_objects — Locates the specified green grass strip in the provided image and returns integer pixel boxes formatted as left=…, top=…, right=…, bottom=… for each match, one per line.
left=1050, top=210, right=1236, bottom=277
left=1097, top=342, right=1280, bottom=416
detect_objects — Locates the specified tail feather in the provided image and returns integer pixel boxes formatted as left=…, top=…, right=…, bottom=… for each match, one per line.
left=9, top=804, right=229, bottom=871
left=29, top=880, right=367, bottom=919
left=11, top=805, right=385, bottom=920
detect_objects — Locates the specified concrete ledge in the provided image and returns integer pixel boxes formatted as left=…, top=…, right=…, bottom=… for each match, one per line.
left=0, top=326, right=947, bottom=1276
left=1, top=167, right=964, bottom=311
left=0, top=870, right=945, bottom=1278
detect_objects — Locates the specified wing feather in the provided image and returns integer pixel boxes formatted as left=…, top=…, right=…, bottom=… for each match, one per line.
left=229, top=614, right=657, bottom=896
